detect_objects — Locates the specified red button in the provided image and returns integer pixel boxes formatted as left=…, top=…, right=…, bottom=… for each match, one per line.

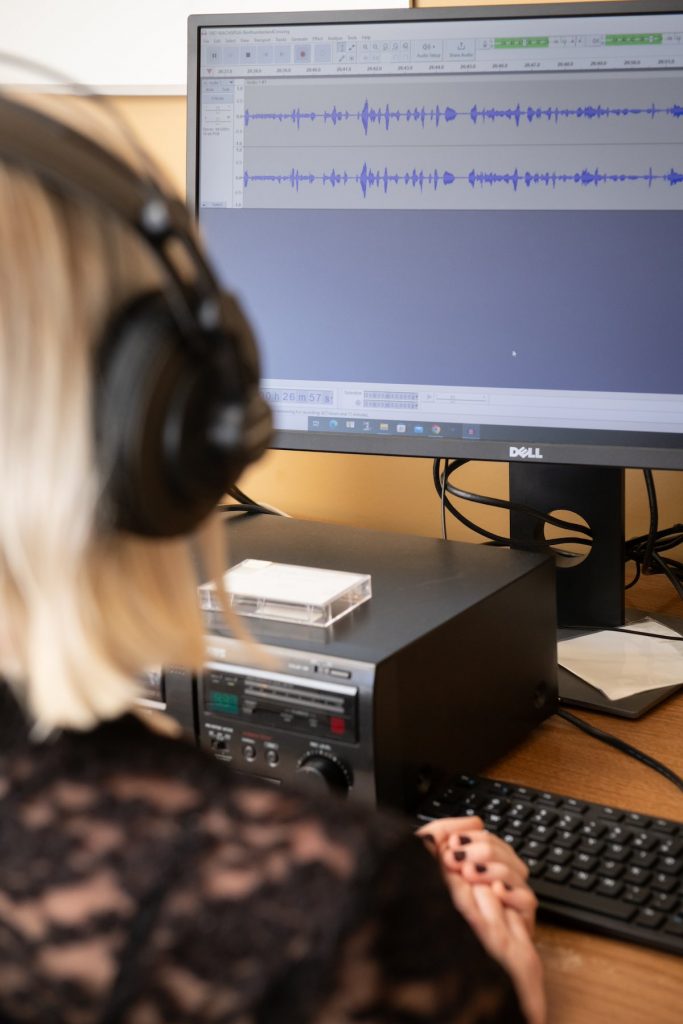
left=330, top=716, right=346, bottom=735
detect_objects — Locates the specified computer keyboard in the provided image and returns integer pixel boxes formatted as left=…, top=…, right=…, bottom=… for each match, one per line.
left=417, top=774, right=683, bottom=956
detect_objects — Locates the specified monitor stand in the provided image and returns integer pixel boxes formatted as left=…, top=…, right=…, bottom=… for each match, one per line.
left=557, top=647, right=681, bottom=720
left=509, top=463, right=683, bottom=718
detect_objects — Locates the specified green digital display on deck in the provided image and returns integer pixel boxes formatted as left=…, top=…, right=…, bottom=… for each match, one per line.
left=209, top=691, right=240, bottom=714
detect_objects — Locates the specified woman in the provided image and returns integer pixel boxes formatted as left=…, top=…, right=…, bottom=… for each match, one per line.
left=0, top=92, right=544, bottom=1023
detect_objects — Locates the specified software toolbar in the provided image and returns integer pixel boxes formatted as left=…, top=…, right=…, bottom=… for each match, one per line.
left=201, top=18, right=683, bottom=77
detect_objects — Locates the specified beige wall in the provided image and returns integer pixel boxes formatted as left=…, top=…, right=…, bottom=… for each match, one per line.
left=111, top=35, right=682, bottom=554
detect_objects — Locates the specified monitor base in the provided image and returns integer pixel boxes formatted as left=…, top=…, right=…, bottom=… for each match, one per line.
left=557, top=665, right=681, bottom=720
left=557, top=611, right=683, bottom=719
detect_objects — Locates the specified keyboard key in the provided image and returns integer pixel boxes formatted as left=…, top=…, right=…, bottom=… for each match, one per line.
left=625, top=865, right=651, bottom=885
left=520, top=840, right=548, bottom=859
left=574, top=853, right=598, bottom=872
left=623, top=885, right=649, bottom=905
left=658, top=838, right=683, bottom=857
left=631, top=849, right=657, bottom=869
left=625, top=812, right=651, bottom=829
left=632, top=834, right=657, bottom=852
left=529, top=825, right=555, bottom=843
left=561, top=798, right=588, bottom=814
left=509, top=801, right=533, bottom=820
left=484, top=812, right=505, bottom=828
left=596, top=877, right=624, bottom=899
left=504, top=818, right=529, bottom=837
left=598, top=859, right=624, bottom=879
left=581, top=822, right=607, bottom=839
left=546, top=863, right=571, bottom=883
left=658, top=856, right=683, bottom=876
left=653, top=818, right=678, bottom=835
left=651, top=893, right=678, bottom=913
left=652, top=873, right=678, bottom=894
left=533, top=879, right=636, bottom=921
left=555, top=830, right=580, bottom=850
left=635, top=908, right=664, bottom=929
left=570, top=870, right=595, bottom=890
left=557, top=812, right=583, bottom=832
left=531, top=808, right=557, bottom=826
left=579, top=836, right=604, bottom=855
left=547, top=846, right=573, bottom=866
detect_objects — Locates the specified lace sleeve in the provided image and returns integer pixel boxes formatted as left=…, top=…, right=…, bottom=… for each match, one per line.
left=0, top=709, right=523, bottom=1024
left=120, top=783, right=522, bottom=1024
left=312, top=833, right=524, bottom=1024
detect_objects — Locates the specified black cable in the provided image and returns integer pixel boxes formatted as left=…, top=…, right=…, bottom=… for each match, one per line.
left=434, top=460, right=510, bottom=546
left=433, top=458, right=593, bottom=554
left=565, top=625, right=683, bottom=642
left=623, top=472, right=683, bottom=600
left=435, top=460, right=683, bottom=604
left=219, top=484, right=287, bottom=519
left=440, top=458, right=449, bottom=541
left=557, top=709, right=683, bottom=794
left=227, top=484, right=257, bottom=506
left=217, top=503, right=279, bottom=516
left=653, top=550, right=683, bottom=602
left=436, top=459, right=592, bottom=536
left=642, top=469, right=658, bottom=574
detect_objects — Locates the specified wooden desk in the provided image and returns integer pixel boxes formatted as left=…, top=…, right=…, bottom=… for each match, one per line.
left=489, top=577, right=683, bottom=1023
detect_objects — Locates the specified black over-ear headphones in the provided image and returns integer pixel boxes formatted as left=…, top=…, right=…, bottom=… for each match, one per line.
left=0, top=92, right=272, bottom=538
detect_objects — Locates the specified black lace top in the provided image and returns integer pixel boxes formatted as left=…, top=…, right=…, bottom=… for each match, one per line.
left=0, top=686, right=522, bottom=1024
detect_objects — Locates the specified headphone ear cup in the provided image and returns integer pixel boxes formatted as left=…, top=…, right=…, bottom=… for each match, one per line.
left=95, top=292, right=249, bottom=537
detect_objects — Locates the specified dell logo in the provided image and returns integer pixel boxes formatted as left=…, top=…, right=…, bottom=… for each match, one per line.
left=509, top=446, right=544, bottom=460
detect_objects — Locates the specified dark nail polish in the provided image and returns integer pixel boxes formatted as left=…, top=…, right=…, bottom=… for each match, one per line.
left=459, top=835, right=472, bottom=845
left=475, top=863, right=487, bottom=873
left=454, top=850, right=466, bottom=862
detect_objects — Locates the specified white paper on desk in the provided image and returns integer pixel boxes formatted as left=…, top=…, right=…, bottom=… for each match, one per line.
left=558, top=619, right=683, bottom=700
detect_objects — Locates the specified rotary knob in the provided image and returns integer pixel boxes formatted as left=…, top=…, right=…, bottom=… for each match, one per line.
left=296, top=753, right=351, bottom=796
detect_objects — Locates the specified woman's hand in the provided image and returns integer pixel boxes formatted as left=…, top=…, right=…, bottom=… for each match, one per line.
left=442, top=869, right=546, bottom=1024
left=417, top=818, right=544, bottom=1022
left=417, top=817, right=538, bottom=935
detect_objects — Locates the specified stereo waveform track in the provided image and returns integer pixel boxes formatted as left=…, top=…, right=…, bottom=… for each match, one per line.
left=244, top=99, right=683, bottom=134
left=243, top=163, right=683, bottom=197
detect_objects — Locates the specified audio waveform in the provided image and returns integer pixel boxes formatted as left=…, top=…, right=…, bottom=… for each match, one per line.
left=244, top=100, right=683, bottom=134
left=243, top=163, right=683, bottom=197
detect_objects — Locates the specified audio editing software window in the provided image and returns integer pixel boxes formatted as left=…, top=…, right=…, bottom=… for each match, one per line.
left=197, top=12, right=683, bottom=446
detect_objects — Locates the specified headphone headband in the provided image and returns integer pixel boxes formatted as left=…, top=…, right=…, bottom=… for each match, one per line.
left=0, top=90, right=272, bottom=537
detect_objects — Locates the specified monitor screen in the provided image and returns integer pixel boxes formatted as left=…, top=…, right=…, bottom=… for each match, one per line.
left=188, top=2, right=683, bottom=473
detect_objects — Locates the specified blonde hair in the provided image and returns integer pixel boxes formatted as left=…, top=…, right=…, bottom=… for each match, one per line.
left=0, top=119, right=227, bottom=732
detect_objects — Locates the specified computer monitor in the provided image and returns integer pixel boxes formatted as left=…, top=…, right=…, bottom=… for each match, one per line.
left=187, top=2, right=683, bottom=634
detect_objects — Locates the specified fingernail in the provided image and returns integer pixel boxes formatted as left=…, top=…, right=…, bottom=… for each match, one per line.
left=475, top=863, right=487, bottom=874
left=459, top=835, right=472, bottom=846
left=453, top=850, right=466, bottom=862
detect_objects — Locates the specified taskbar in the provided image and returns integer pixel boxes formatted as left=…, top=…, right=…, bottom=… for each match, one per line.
left=307, top=416, right=479, bottom=439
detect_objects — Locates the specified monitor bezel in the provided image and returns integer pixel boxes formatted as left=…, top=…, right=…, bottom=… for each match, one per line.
left=187, top=1, right=683, bottom=472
